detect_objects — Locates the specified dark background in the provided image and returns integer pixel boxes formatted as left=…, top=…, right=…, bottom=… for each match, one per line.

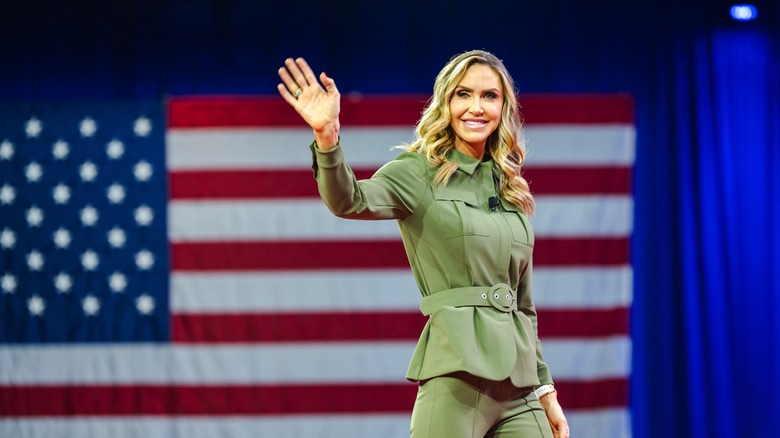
left=2, top=1, right=779, bottom=437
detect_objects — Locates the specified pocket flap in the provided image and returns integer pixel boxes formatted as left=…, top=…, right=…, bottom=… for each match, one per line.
left=432, top=187, right=478, bottom=206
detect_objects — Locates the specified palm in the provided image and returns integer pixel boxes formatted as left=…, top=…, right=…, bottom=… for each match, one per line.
left=277, top=57, right=340, bottom=132
left=293, top=85, right=339, bottom=131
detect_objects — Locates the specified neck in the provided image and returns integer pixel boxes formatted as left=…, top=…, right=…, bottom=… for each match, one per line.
left=454, top=141, right=485, bottom=161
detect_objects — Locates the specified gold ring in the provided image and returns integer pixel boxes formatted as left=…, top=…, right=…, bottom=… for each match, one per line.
left=293, top=88, right=303, bottom=98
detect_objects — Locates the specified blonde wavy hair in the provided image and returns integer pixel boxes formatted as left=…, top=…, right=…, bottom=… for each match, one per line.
left=401, top=50, right=535, bottom=216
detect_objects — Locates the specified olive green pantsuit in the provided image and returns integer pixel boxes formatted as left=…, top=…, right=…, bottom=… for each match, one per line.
left=311, top=142, right=555, bottom=437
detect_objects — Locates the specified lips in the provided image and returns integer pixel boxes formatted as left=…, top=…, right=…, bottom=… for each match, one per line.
left=463, top=120, right=488, bottom=128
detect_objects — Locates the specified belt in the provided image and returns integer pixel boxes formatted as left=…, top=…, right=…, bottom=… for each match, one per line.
left=420, top=283, right=517, bottom=316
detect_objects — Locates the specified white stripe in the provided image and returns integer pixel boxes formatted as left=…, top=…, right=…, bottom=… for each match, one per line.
left=533, top=196, right=633, bottom=236
left=170, top=267, right=632, bottom=313
left=0, top=410, right=630, bottom=438
left=567, top=408, right=632, bottom=438
left=533, top=266, right=633, bottom=309
left=543, top=337, right=631, bottom=380
left=166, top=125, right=634, bottom=170
left=168, top=199, right=401, bottom=241
left=166, top=127, right=411, bottom=170
left=168, top=196, right=632, bottom=241
left=171, top=270, right=420, bottom=312
left=525, top=125, right=636, bottom=166
left=0, top=415, right=413, bottom=438
left=0, top=338, right=629, bottom=384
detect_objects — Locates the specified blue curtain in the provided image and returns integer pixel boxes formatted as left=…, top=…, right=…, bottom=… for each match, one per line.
left=631, top=11, right=780, bottom=438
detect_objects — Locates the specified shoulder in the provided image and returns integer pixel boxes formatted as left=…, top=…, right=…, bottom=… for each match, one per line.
left=376, top=150, right=429, bottom=178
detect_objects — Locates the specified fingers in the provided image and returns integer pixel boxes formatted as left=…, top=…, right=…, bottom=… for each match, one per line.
left=277, top=57, right=337, bottom=109
left=277, top=63, right=302, bottom=97
left=276, top=83, right=298, bottom=106
left=320, top=72, right=339, bottom=94
left=295, top=58, right=319, bottom=88
left=278, top=57, right=317, bottom=96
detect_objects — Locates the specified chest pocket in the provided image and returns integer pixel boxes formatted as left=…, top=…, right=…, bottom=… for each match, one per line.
left=433, top=187, right=491, bottom=239
left=502, top=202, right=535, bottom=246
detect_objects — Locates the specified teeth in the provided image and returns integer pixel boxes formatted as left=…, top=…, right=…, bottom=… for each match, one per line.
left=464, top=121, right=486, bottom=128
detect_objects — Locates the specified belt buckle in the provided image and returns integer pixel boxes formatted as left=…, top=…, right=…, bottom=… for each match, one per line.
left=486, top=283, right=515, bottom=312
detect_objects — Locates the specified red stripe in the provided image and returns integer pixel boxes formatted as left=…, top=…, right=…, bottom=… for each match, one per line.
left=169, top=169, right=376, bottom=199
left=0, top=378, right=626, bottom=416
left=170, top=238, right=630, bottom=271
left=524, top=166, right=632, bottom=195
left=169, top=167, right=631, bottom=200
left=172, top=307, right=629, bottom=343
left=519, top=94, right=634, bottom=124
left=537, top=307, right=630, bottom=338
left=0, top=383, right=416, bottom=416
left=555, top=377, right=629, bottom=409
left=167, top=95, right=634, bottom=128
left=533, top=237, right=630, bottom=266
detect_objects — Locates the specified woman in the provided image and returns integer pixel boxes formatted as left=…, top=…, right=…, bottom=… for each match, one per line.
left=277, top=50, right=569, bottom=438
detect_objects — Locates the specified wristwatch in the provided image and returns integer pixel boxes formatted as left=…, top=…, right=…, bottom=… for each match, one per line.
left=534, top=384, right=556, bottom=398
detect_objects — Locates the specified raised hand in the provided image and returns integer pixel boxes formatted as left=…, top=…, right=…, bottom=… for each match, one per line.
left=277, top=57, right=340, bottom=149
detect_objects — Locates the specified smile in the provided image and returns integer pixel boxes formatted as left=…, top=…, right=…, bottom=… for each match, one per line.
left=463, top=120, right=488, bottom=128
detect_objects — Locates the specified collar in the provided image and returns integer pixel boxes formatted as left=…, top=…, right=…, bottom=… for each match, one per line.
left=449, top=148, right=491, bottom=175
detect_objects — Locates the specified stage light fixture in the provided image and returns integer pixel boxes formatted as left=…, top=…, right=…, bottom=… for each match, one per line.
left=730, top=4, right=758, bottom=21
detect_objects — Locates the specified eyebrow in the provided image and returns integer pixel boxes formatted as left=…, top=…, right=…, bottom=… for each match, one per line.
left=454, top=85, right=501, bottom=94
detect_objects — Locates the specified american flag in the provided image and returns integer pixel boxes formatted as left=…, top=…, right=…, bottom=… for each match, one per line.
left=0, top=95, right=634, bottom=438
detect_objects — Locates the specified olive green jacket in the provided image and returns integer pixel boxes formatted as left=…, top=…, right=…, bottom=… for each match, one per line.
left=310, top=142, right=553, bottom=389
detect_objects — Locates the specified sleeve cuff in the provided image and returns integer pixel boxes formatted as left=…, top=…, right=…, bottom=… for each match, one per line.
left=309, top=140, right=344, bottom=169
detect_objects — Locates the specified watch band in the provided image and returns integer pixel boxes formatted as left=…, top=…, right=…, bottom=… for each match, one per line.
left=534, top=384, right=556, bottom=398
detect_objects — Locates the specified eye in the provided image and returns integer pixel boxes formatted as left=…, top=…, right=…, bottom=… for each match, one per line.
left=456, top=90, right=470, bottom=98
left=483, top=92, right=498, bottom=99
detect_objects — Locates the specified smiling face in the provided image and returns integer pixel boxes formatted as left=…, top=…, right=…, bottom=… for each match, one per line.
left=448, top=63, right=504, bottom=159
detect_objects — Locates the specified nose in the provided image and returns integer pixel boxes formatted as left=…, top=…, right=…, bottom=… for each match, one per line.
left=469, top=97, right=484, bottom=115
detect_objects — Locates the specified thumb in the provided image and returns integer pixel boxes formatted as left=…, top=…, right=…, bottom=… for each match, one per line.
left=320, top=72, right=339, bottom=93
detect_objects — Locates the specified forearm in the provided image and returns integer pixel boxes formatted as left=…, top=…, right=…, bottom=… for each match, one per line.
left=539, top=388, right=570, bottom=438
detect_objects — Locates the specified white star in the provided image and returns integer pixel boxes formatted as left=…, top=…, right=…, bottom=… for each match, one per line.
left=135, top=205, right=154, bottom=226
left=80, top=161, right=98, bottom=182
left=136, top=294, right=155, bottom=315
left=0, top=184, right=15, bottom=205
left=0, top=140, right=14, bottom=160
left=52, top=183, right=71, bottom=204
left=25, top=161, right=43, bottom=182
left=134, top=116, right=152, bottom=137
left=80, top=117, right=97, bottom=137
left=1, top=273, right=17, bottom=294
left=27, top=295, right=45, bottom=316
left=135, top=249, right=154, bottom=270
left=26, top=206, right=44, bottom=227
left=27, top=250, right=45, bottom=271
left=52, top=140, right=70, bottom=159
left=107, top=227, right=126, bottom=248
left=109, top=271, right=127, bottom=292
left=107, top=183, right=126, bottom=204
left=81, top=249, right=99, bottom=271
left=81, top=205, right=99, bottom=226
left=25, top=117, right=43, bottom=138
left=53, top=227, right=72, bottom=249
left=133, top=161, right=153, bottom=182
left=83, top=295, right=100, bottom=316
left=1, top=228, right=15, bottom=249
left=106, top=139, right=124, bottom=159
left=54, top=272, right=72, bottom=293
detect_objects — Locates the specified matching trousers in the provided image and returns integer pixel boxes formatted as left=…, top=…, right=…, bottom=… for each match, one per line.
left=410, top=372, right=554, bottom=438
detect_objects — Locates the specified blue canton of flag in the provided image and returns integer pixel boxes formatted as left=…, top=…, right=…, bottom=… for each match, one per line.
left=0, top=101, right=168, bottom=343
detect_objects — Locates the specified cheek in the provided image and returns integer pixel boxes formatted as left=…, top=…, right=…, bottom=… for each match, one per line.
left=488, top=103, right=503, bottom=119
left=449, top=101, right=465, bottom=117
